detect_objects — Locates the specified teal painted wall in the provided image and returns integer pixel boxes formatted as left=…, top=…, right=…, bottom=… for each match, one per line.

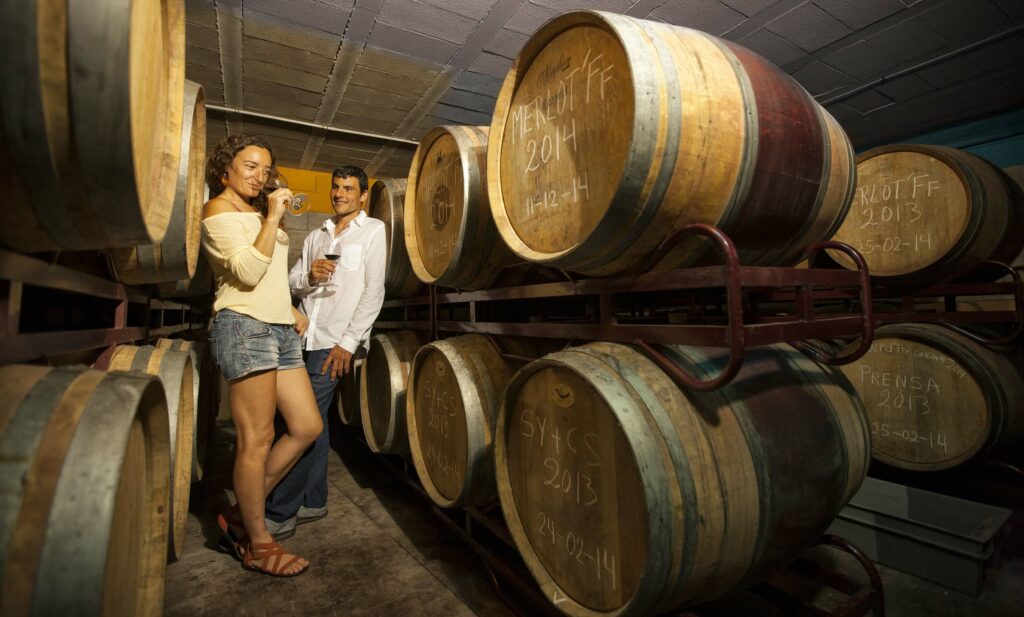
left=866, top=107, right=1024, bottom=168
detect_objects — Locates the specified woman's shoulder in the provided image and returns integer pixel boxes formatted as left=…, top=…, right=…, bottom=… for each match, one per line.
left=204, top=196, right=258, bottom=219
left=203, top=196, right=239, bottom=219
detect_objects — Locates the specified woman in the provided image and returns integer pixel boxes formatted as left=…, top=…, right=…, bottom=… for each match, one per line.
left=202, top=134, right=322, bottom=577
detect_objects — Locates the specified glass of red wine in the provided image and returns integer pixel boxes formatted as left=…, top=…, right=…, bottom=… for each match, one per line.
left=263, top=169, right=310, bottom=215
left=319, top=250, right=340, bottom=287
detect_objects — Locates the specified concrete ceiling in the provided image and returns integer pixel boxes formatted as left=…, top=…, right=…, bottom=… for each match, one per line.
left=185, top=0, right=1024, bottom=177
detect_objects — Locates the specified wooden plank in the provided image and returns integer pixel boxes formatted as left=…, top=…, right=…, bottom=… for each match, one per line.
left=0, top=249, right=147, bottom=302
left=0, top=328, right=146, bottom=364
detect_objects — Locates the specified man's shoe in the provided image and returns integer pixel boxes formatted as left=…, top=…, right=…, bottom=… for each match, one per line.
left=297, top=505, right=327, bottom=526
left=265, top=516, right=296, bottom=541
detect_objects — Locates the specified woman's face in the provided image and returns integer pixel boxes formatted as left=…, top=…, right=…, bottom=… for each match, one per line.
left=223, top=145, right=272, bottom=200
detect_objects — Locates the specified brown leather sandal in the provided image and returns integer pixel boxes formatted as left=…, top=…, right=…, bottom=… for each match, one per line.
left=241, top=538, right=309, bottom=577
left=216, top=505, right=247, bottom=559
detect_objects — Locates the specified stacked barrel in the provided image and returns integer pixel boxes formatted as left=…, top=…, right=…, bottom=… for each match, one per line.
left=824, top=146, right=1024, bottom=474
left=343, top=8, right=1024, bottom=617
left=828, top=144, right=1024, bottom=285
left=0, top=2, right=215, bottom=615
left=0, top=366, right=171, bottom=617
left=330, top=10, right=884, bottom=617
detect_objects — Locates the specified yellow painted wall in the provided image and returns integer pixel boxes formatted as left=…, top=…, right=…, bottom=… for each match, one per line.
left=277, top=166, right=376, bottom=215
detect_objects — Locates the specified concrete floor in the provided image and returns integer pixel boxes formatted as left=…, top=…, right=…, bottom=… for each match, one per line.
left=165, top=421, right=1024, bottom=617
left=164, top=423, right=516, bottom=617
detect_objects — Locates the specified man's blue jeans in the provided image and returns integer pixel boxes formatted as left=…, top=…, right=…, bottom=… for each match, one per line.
left=265, top=348, right=336, bottom=523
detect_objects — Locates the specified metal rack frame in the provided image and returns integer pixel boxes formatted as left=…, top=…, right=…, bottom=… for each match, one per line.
left=0, top=248, right=209, bottom=365
left=377, top=225, right=1022, bottom=389
left=379, top=225, right=876, bottom=390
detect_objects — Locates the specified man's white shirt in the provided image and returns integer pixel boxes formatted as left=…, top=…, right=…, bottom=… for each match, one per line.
left=290, top=210, right=386, bottom=353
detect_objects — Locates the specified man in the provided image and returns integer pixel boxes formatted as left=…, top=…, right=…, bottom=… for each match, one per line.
left=265, top=165, right=386, bottom=538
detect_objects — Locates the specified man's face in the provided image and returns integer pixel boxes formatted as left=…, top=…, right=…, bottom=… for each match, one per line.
left=331, top=175, right=366, bottom=217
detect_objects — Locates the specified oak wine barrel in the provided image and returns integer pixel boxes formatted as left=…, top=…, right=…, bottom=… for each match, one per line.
left=487, top=10, right=855, bottom=276
left=109, top=345, right=194, bottom=561
left=155, top=337, right=212, bottom=483
left=839, top=324, right=1024, bottom=471
left=360, top=331, right=423, bottom=454
left=157, top=253, right=215, bottom=299
left=0, top=365, right=170, bottom=617
left=407, top=334, right=524, bottom=508
left=829, top=145, right=1024, bottom=284
left=336, top=355, right=364, bottom=427
left=0, top=0, right=185, bottom=251
left=495, top=342, right=869, bottom=615
left=368, top=178, right=423, bottom=298
left=110, top=79, right=206, bottom=284
left=405, top=125, right=515, bottom=289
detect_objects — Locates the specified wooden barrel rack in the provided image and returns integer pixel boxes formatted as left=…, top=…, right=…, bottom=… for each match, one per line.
left=0, top=248, right=212, bottom=365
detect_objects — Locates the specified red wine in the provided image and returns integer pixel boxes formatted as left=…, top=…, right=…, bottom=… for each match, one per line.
left=324, top=253, right=340, bottom=261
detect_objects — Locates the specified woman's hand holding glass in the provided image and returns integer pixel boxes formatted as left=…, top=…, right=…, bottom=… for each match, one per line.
left=265, top=186, right=293, bottom=220
left=263, top=170, right=310, bottom=216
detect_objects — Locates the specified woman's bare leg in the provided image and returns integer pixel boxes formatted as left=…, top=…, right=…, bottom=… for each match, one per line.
left=228, top=370, right=278, bottom=543
left=227, top=368, right=321, bottom=575
left=263, top=367, right=322, bottom=492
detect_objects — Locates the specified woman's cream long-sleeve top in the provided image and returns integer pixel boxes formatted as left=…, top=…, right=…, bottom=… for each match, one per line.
left=201, top=212, right=295, bottom=324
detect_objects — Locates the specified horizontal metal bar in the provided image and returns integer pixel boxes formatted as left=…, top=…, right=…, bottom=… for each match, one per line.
left=0, top=327, right=146, bottom=363
left=374, top=321, right=429, bottom=331
left=381, top=296, right=430, bottom=309
left=0, top=249, right=147, bottom=303
left=875, top=311, right=1019, bottom=324
left=744, top=317, right=866, bottom=345
left=436, top=321, right=734, bottom=346
left=884, top=282, right=1019, bottom=297
left=150, top=324, right=199, bottom=338
left=386, top=266, right=867, bottom=307
left=206, top=103, right=420, bottom=146
left=435, top=280, right=580, bottom=303
left=150, top=299, right=193, bottom=311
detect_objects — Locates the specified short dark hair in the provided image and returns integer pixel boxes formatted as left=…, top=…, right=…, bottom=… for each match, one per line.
left=206, top=134, right=276, bottom=217
left=332, top=165, right=368, bottom=193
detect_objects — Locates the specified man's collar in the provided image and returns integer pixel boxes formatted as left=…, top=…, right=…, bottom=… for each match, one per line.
left=322, top=210, right=368, bottom=231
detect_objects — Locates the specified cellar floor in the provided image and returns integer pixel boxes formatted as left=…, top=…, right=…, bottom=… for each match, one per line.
left=165, top=421, right=1024, bottom=617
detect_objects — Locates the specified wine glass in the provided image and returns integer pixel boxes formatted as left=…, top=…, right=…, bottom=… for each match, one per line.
left=263, top=169, right=311, bottom=215
left=318, top=248, right=340, bottom=288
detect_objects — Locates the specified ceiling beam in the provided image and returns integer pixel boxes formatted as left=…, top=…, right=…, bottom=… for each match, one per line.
left=366, top=0, right=524, bottom=175
left=215, top=0, right=245, bottom=134
left=299, top=0, right=384, bottom=169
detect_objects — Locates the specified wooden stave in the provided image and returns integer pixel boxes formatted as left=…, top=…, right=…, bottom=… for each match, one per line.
left=155, top=337, right=210, bottom=483
left=486, top=10, right=854, bottom=277
left=368, top=178, right=423, bottom=298
left=0, top=0, right=93, bottom=251
left=109, top=79, right=206, bottom=284
left=109, top=345, right=194, bottom=561
left=336, top=356, right=364, bottom=427
left=0, top=0, right=185, bottom=251
left=156, top=252, right=215, bottom=299
left=494, top=342, right=869, bottom=616
left=405, top=125, right=515, bottom=289
left=359, top=331, right=422, bottom=454
left=838, top=323, right=1024, bottom=471
left=69, top=0, right=185, bottom=246
left=0, top=365, right=170, bottom=617
left=407, top=334, right=515, bottom=509
left=830, top=144, right=1024, bottom=283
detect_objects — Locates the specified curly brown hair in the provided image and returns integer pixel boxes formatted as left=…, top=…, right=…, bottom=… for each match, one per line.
left=205, top=134, right=276, bottom=215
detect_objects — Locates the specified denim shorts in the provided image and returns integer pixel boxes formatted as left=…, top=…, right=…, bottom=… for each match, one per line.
left=209, top=309, right=304, bottom=380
